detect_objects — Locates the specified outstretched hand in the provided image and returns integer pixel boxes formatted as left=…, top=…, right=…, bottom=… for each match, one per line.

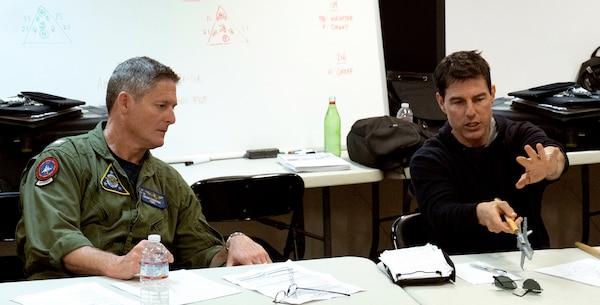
left=515, top=143, right=560, bottom=189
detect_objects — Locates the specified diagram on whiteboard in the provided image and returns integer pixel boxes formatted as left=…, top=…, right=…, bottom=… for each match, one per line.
left=206, top=5, right=248, bottom=45
left=22, top=6, right=71, bottom=44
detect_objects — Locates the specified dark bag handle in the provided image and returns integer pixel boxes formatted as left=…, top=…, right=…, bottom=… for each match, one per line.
left=591, top=47, right=600, bottom=58
left=397, top=74, right=429, bottom=82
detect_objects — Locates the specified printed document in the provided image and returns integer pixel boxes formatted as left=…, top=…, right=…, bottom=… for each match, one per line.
left=223, top=260, right=363, bottom=304
left=277, top=152, right=351, bottom=172
left=535, top=258, right=600, bottom=287
left=111, top=269, right=240, bottom=304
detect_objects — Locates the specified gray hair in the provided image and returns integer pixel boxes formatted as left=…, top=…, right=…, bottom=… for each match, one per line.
left=105, top=56, right=180, bottom=111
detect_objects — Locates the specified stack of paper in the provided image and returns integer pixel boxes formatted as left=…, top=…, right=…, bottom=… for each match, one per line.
left=223, top=260, right=362, bottom=304
left=277, top=152, right=351, bottom=172
left=379, top=243, right=454, bottom=283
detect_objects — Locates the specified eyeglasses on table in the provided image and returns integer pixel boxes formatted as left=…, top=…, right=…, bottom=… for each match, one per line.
left=273, top=283, right=350, bottom=304
left=493, top=275, right=543, bottom=297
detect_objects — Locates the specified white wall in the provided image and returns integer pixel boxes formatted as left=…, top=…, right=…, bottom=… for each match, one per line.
left=0, top=0, right=387, bottom=161
left=446, top=0, right=600, bottom=98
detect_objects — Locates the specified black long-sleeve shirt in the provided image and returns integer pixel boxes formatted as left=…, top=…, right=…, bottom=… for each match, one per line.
left=409, top=115, right=568, bottom=254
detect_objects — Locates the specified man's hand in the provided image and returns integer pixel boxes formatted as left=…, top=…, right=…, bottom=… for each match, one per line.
left=515, top=143, right=561, bottom=189
left=63, top=240, right=174, bottom=280
left=224, top=234, right=272, bottom=266
left=110, top=240, right=175, bottom=279
left=476, top=199, right=522, bottom=234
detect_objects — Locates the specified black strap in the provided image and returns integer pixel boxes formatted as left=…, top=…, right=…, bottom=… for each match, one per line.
left=591, top=46, right=600, bottom=58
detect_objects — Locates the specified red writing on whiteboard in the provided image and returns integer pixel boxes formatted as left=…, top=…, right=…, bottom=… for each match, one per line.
left=336, top=67, right=353, bottom=76
left=327, top=52, right=353, bottom=77
left=207, top=5, right=248, bottom=45
left=327, top=67, right=354, bottom=76
left=318, top=15, right=353, bottom=31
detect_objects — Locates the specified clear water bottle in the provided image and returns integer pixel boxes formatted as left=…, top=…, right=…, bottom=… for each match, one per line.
left=396, top=102, right=414, bottom=122
left=140, top=234, right=169, bottom=305
left=324, top=96, right=341, bottom=157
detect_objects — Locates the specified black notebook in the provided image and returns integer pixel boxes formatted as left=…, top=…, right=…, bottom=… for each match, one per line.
left=508, top=82, right=577, bottom=100
left=508, top=82, right=600, bottom=107
left=20, top=91, right=86, bottom=108
left=0, top=106, right=82, bottom=127
left=510, top=98, right=600, bottom=121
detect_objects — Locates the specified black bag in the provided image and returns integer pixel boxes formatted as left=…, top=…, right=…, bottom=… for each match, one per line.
left=577, top=47, right=600, bottom=93
left=347, top=116, right=429, bottom=173
left=387, top=71, right=447, bottom=133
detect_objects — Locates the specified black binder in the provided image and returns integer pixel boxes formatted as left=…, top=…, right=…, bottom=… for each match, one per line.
left=20, top=91, right=86, bottom=108
left=0, top=92, right=85, bottom=127
left=507, top=82, right=577, bottom=100
left=508, top=82, right=600, bottom=107
left=510, top=98, right=600, bottom=121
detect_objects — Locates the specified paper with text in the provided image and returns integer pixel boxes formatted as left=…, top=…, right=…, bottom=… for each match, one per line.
left=277, top=152, right=351, bottom=172
left=222, top=260, right=363, bottom=304
left=535, top=258, right=600, bottom=287
left=455, top=261, right=521, bottom=284
left=111, top=269, right=241, bottom=305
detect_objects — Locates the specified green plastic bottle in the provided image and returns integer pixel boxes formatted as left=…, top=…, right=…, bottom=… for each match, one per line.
left=324, top=97, right=341, bottom=157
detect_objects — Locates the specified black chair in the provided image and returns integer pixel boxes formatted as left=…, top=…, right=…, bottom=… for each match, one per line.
left=0, top=192, right=20, bottom=242
left=390, top=212, right=427, bottom=249
left=0, top=191, right=26, bottom=282
left=191, top=173, right=312, bottom=261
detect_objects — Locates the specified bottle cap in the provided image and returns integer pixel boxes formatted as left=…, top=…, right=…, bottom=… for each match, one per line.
left=329, top=96, right=336, bottom=103
left=401, top=102, right=409, bottom=108
left=148, top=234, right=161, bottom=243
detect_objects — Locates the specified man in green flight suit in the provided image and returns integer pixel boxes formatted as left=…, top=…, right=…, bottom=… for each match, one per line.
left=16, top=56, right=272, bottom=280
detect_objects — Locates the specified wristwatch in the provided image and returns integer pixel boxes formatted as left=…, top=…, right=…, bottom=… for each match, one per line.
left=226, top=231, right=245, bottom=250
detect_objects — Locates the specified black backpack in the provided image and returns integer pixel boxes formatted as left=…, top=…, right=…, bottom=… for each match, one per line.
left=576, top=47, right=600, bottom=92
left=347, top=116, right=430, bottom=173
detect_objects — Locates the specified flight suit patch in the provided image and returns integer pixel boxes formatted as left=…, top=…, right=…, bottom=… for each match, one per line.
left=101, top=163, right=130, bottom=195
left=35, top=157, right=58, bottom=186
left=140, top=187, right=167, bottom=209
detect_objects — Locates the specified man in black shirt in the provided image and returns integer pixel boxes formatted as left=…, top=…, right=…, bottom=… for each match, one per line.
left=410, top=50, right=568, bottom=254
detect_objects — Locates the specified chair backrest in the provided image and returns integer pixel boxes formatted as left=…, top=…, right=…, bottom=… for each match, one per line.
left=391, top=212, right=427, bottom=249
left=191, top=173, right=304, bottom=221
left=0, top=192, right=20, bottom=242
left=0, top=191, right=26, bottom=282
left=191, top=173, right=305, bottom=260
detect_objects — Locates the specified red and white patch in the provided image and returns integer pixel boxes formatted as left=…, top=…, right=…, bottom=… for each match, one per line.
left=36, top=157, right=59, bottom=182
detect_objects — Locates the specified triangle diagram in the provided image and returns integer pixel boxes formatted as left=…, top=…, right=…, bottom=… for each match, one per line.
left=207, top=5, right=248, bottom=45
left=23, top=6, right=71, bottom=44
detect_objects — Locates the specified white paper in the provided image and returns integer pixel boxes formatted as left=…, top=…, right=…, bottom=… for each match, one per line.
left=455, top=261, right=521, bottom=285
left=379, top=243, right=454, bottom=281
left=11, top=282, right=138, bottom=305
left=535, top=258, right=600, bottom=287
left=111, top=269, right=241, bottom=305
left=277, top=153, right=351, bottom=172
left=222, top=260, right=363, bottom=304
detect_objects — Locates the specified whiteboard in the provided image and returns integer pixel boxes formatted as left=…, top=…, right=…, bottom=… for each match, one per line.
left=0, top=0, right=388, bottom=161
left=446, top=0, right=600, bottom=99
